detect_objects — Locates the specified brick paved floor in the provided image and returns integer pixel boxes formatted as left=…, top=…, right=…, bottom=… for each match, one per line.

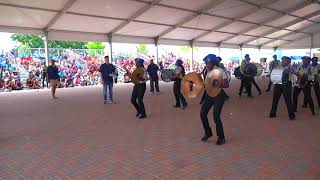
left=0, top=78, right=319, bottom=180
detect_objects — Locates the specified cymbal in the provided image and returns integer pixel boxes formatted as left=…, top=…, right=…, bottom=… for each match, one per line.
left=204, top=69, right=222, bottom=98
left=181, top=72, right=204, bottom=98
left=131, top=68, right=144, bottom=85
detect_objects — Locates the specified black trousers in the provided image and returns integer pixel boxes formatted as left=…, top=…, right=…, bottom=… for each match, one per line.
left=150, top=78, right=160, bottom=92
left=42, top=72, right=48, bottom=88
left=200, top=91, right=225, bottom=139
left=249, top=77, right=261, bottom=93
left=270, top=83, right=295, bottom=119
left=266, top=79, right=272, bottom=91
left=239, top=76, right=252, bottom=96
left=303, top=81, right=320, bottom=106
left=293, top=82, right=314, bottom=113
left=131, top=83, right=146, bottom=115
left=173, top=79, right=187, bottom=106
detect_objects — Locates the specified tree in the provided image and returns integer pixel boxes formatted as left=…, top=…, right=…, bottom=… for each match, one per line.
left=11, top=34, right=44, bottom=48
left=49, top=41, right=86, bottom=49
left=10, top=33, right=87, bottom=49
left=87, top=42, right=106, bottom=57
left=136, top=44, right=148, bottom=55
left=87, top=42, right=105, bottom=49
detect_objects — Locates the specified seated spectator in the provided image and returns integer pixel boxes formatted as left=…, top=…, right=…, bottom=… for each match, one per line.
left=12, top=79, right=23, bottom=90
left=66, top=76, right=74, bottom=88
left=5, top=77, right=13, bottom=92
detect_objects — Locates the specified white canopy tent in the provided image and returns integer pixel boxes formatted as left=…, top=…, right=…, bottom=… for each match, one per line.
left=0, top=0, right=320, bottom=65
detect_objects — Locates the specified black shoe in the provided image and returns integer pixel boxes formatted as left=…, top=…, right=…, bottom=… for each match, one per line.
left=258, top=91, right=262, bottom=95
left=238, top=93, right=241, bottom=97
left=289, top=115, right=296, bottom=120
left=201, top=133, right=213, bottom=142
left=182, top=104, right=188, bottom=109
left=173, top=105, right=181, bottom=108
left=216, top=138, right=226, bottom=145
left=270, top=113, right=276, bottom=118
left=136, top=112, right=141, bottom=117
left=312, top=111, right=316, bottom=116
left=302, top=105, right=307, bottom=108
left=200, top=101, right=203, bottom=104
left=139, top=114, right=147, bottom=119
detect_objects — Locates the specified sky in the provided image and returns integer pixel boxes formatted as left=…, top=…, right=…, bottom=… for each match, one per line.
left=0, top=32, right=18, bottom=51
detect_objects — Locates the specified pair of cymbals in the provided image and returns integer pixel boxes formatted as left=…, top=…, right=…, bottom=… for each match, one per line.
left=181, top=69, right=223, bottom=98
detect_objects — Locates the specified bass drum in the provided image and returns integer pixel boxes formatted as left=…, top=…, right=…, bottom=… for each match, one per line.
left=234, top=66, right=242, bottom=79
left=244, top=63, right=257, bottom=77
left=160, top=69, right=175, bottom=82
left=270, top=68, right=284, bottom=84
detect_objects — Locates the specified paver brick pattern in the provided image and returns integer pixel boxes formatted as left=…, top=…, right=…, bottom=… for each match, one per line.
left=0, top=78, right=319, bottom=179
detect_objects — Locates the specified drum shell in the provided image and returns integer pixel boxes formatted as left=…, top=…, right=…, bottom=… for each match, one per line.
left=161, top=69, right=174, bottom=82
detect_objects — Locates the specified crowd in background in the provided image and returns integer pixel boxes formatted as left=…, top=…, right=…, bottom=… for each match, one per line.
left=0, top=49, right=293, bottom=92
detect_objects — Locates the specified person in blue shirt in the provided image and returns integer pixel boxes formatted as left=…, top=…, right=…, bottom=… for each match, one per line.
left=99, top=56, right=116, bottom=104
left=47, top=59, right=59, bottom=99
left=147, top=59, right=160, bottom=94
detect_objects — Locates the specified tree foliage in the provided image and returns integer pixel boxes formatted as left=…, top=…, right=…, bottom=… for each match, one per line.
left=10, top=33, right=86, bottom=49
left=136, top=44, right=148, bottom=55
left=87, top=42, right=105, bottom=49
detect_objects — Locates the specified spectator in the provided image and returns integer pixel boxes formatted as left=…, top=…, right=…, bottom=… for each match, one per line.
left=147, top=59, right=160, bottom=94
left=47, top=59, right=59, bottom=99
left=99, top=56, right=116, bottom=104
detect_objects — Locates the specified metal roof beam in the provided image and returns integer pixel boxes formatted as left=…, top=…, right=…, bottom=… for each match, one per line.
left=246, top=10, right=320, bottom=46
left=157, top=0, right=226, bottom=38
left=44, top=0, right=78, bottom=31
left=109, top=0, right=162, bottom=35
left=239, top=0, right=317, bottom=23
left=219, top=0, right=313, bottom=43
left=191, top=0, right=281, bottom=41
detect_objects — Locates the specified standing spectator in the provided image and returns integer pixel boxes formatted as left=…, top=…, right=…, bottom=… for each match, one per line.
left=42, top=63, right=48, bottom=88
left=99, top=56, right=116, bottom=104
left=147, top=59, right=160, bottom=94
left=47, top=59, right=59, bottom=99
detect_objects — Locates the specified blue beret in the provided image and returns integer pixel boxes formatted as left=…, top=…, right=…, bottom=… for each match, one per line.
left=176, top=59, right=183, bottom=65
left=312, top=57, right=318, bottom=61
left=216, top=56, right=222, bottom=62
left=135, top=58, right=144, bottom=65
left=203, top=54, right=217, bottom=62
left=302, top=56, right=311, bottom=61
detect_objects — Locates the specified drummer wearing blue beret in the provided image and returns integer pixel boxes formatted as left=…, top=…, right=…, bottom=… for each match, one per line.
left=270, top=56, right=295, bottom=120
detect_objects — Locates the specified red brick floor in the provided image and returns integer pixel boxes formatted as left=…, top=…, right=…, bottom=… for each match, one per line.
left=0, top=78, right=320, bottom=179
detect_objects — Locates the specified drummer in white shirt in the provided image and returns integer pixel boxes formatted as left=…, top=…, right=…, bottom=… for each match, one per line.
left=269, top=56, right=295, bottom=120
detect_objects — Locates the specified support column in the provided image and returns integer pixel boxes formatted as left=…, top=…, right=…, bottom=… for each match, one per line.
left=273, top=46, right=278, bottom=53
left=190, top=41, right=194, bottom=72
left=217, top=43, right=221, bottom=56
left=44, top=31, right=49, bottom=66
left=108, top=34, right=113, bottom=63
left=155, top=38, right=159, bottom=64
left=240, top=44, right=243, bottom=61
left=310, top=34, right=314, bottom=57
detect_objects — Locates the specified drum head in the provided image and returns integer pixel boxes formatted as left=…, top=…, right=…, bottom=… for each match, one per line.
left=270, top=68, right=284, bottom=84
left=161, top=69, right=174, bottom=82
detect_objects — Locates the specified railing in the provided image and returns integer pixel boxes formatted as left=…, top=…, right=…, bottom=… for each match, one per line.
left=7, top=53, right=29, bottom=77
left=64, top=49, right=88, bottom=70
